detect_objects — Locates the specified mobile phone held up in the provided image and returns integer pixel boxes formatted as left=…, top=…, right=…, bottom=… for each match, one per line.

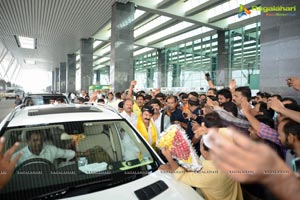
left=205, top=72, right=211, bottom=81
left=292, top=157, right=300, bottom=172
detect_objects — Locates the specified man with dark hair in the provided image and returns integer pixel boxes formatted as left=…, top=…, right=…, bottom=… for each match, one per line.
left=155, top=92, right=166, bottom=109
left=199, top=93, right=207, bottom=108
left=133, top=94, right=145, bottom=116
left=277, top=119, right=300, bottom=169
left=250, top=102, right=275, bottom=120
left=149, top=99, right=170, bottom=134
left=270, top=94, right=282, bottom=101
left=49, top=98, right=56, bottom=104
left=233, top=86, right=252, bottom=119
left=56, top=98, right=63, bottom=104
left=77, top=97, right=85, bottom=104
left=97, top=98, right=105, bottom=104
left=106, top=92, right=114, bottom=106
left=80, top=89, right=90, bottom=102
left=165, top=95, right=186, bottom=129
left=117, top=101, right=124, bottom=113
left=144, top=94, right=152, bottom=104
left=180, top=93, right=189, bottom=108
left=136, top=105, right=158, bottom=147
left=217, top=88, right=232, bottom=106
left=188, top=92, right=199, bottom=102
left=12, top=130, right=80, bottom=167
left=207, top=88, right=217, bottom=97
left=235, top=86, right=252, bottom=102
left=282, top=121, right=300, bottom=157
left=222, top=101, right=238, bottom=117
left=137, top=90, right=146, bottom=96
left=256, top=92, right=271, bottom=103
left=14, top=95, right=22, bottom=107
left=121, top=98, right=137, bottom=125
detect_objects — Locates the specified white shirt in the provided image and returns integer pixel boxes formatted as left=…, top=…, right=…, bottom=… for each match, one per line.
left=153, top=113, right=171, bottom=135
left=70, top=93, right=76, bottom=100
left=121, top=111, right=138, bottom=125
left=13, top=145, right=75, bottom=166
left=121, top=133, right=139, bottom=161
left=111, top=99, right=122, bottom=110
left=153, top=114, right=162, bottom=135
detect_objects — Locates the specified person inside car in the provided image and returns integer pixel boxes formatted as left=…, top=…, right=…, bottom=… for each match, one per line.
left=56, top=98, right=64, bottom=104
left=12, top=130, right=89, bottom=167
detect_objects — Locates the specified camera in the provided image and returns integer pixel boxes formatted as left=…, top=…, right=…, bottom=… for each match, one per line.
left=183, top=112, right=188, bottom=118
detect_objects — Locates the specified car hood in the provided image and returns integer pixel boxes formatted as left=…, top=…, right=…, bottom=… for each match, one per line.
left=65, top=170, right=203, bottom=200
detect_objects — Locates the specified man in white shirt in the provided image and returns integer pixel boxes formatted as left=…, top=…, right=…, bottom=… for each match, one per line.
left=149, top=99, right=170, bottom=135
left=106, top=92, right=115, bottom=107
left=12, top=130, right=76, bottom=167
left=121, top=98, right=137, bottom=125
left=111, top=92, right=122, bottom=110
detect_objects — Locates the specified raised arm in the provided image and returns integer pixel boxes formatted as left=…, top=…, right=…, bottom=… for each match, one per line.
left=229, top=79, right=236, bottom=95
left=205, top=72, right=215, bottom=89
left=126, top=80, right=136, bottom=99
left=241, top=99, right=260, bottom=131
left=209, top=128, right=300, bottom=200
left=268, top=97, right=300, bottom=123
left=287, top=76, right=300, bottom=91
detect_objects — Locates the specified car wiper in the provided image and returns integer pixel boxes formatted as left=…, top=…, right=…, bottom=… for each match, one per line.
left=31, top=178, right=113, bottom=200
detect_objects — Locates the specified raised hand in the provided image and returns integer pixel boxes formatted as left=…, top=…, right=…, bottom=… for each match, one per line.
left=0, top=137, right=22, bottom=190
left=229, top=79, right=236, bottom=90
left=287, top=77, right=300, bottom=91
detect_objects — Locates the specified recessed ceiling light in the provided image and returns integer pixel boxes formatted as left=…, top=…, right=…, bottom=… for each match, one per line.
left=14, top=35, right=37, bottom=49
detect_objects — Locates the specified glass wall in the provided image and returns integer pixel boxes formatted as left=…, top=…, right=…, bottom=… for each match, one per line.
left=134, top=52, right=158, bottom=89
left=133, top=22, right=260, bottom=90
left=229, top=22, right=260, bottom=89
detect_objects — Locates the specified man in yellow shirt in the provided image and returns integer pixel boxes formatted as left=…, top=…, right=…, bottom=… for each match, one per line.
left=133, top=94, right=144, bottom=116
left=159, top=133, right=243, bottom=200
left=136, top=105, right=158, bottom=147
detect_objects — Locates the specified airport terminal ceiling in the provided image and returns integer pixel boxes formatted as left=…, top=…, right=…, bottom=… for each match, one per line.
left=0, top=0, right=262, bottom=89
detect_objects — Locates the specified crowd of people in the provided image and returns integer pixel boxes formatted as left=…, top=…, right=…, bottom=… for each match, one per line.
left=1, top=75, right=300, bottom=199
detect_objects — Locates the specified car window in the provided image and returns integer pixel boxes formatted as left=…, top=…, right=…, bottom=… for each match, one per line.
left=0, top=120, right=159, bottom=199
left=23, top=95, right=69, bottom=106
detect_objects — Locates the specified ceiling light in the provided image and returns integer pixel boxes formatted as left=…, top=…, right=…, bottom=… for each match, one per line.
left=24, top=59, right=36, bottom=65
left=14, top=35, right=37, bottom=49
left=93, top=40, right=103, bottom=49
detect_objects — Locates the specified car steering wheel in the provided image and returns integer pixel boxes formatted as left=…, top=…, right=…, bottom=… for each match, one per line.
left=14, top=158, right=55, bottom=174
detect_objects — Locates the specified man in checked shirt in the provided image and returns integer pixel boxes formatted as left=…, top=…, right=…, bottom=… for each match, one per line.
left=241, top=97, right=300, bottom=170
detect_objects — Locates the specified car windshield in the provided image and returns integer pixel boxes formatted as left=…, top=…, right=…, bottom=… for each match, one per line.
left=0, top=120, right=159, bottom=199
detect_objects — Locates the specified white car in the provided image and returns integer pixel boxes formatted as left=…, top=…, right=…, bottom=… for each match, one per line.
left=0, top=104, right=203, bottom=200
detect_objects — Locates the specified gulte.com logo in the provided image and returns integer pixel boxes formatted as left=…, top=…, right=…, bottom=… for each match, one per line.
left=238, top=4, right=251, bottom=18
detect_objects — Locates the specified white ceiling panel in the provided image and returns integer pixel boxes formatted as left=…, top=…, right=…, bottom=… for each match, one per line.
left=0, top=0, right=128, bottom=71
